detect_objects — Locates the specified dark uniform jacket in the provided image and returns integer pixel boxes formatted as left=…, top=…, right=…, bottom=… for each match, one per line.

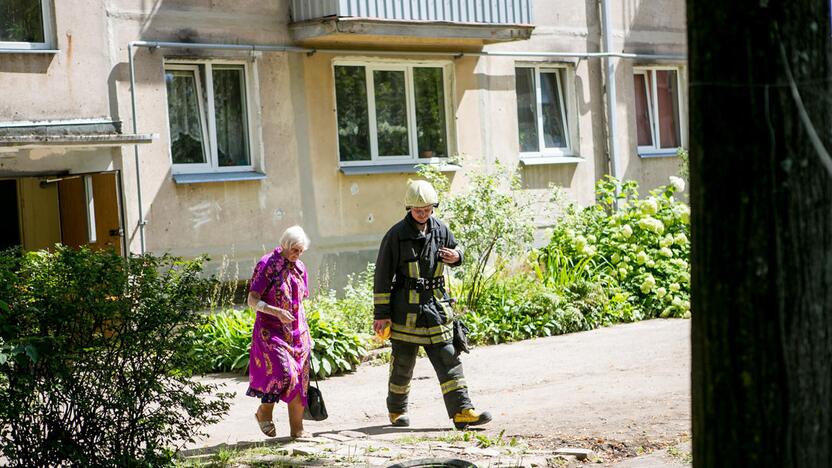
left=373, top=213, right=463, bottom=345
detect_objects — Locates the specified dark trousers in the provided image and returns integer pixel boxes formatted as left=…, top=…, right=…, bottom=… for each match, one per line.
left=386, top=340, right=473, bottom=418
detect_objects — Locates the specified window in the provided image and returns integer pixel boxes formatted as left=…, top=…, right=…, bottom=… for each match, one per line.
left=334, top=61, right=452, bottom=165
left=515, top=65, right=573, bottom=157
left=164, top=62, right=253, bottom=173
left=0, top=0, right=55, bottom=51
left=634, top=67, right=683, bottom=154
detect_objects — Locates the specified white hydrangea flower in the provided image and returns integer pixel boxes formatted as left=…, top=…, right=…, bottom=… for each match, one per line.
left=640, top=274, right=656, bottom=294
left=656, top=287, right=667, bottom=298
left=638, top=217, right=665, bottom=234
left=659, top=247, right=674, bottom=258
left=660, top=235, right=674, bottom=248
left=669, top=176, right=686, bottom=192
left=636, top=251, right=649, bottom=265
left=621, top=225, right=634, bottom=238
left=641, top=198, right=659, bottom=215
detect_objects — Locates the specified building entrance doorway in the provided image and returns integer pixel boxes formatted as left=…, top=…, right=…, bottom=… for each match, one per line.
left=0, top=171, right=124, bottom=254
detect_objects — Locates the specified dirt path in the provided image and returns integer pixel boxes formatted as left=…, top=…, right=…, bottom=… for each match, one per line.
left=193, top=319, right=691, bottom=465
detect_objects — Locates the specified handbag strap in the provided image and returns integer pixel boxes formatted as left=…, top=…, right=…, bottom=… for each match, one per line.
left=308, top=351, right=321, bottom=387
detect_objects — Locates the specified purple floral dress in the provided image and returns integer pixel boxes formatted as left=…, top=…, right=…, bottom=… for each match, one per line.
left=246, top=246, right=311, bottom=405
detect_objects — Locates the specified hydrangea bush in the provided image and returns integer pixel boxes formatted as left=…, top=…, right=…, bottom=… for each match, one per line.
left=538, top=176, right=691, bottom=319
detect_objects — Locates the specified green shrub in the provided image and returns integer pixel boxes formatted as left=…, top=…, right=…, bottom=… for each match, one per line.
left=193, top=308, right=366, bottom=379
left=307, top=311, right=366, bottom=378
left=193, top=308, right=253, bottom=373
left=539, top=176, right=691, bottom=318
left=463, top=273, right=640, bottom=345
left=307, top=263, right=375, bottom=335
left=419, top=163, right=535, bottom=309
left=0, top=247, right=231, bottom=467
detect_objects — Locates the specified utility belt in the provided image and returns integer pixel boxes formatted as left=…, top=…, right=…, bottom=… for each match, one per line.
left=394, top=276, right=445, bottom=292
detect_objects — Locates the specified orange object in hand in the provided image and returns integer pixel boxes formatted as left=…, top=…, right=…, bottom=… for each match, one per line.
left=376, top=323, right=391, bottom=341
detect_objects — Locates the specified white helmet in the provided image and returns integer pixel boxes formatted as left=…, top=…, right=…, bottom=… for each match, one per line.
left=405, top=180, right=439, bottom=208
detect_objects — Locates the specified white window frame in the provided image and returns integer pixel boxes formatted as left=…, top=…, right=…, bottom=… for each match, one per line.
left=0, top=0, right=56, bottom=51
left=516, top=64, right=577, bottom=159
left=164, top=60, right=259, bottom=175
left=634, top=66, right=686, bottom=155
left=332, top=59, right=455, bottom=167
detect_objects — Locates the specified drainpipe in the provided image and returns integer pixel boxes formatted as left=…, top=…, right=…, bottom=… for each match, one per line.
left=127, top=42, right=146, bottom=254
left=600, top=0, right=622, bottom=187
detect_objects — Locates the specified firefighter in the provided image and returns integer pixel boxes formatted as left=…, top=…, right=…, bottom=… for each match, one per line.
left=372, top=180, right=492, bottom=430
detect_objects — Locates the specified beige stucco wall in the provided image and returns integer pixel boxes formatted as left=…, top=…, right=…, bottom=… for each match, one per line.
left=0, top=0, right=687, bottom=288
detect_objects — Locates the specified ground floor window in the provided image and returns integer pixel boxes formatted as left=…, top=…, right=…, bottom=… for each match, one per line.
left=633, top=67, right=683, bottom=154
left=334, top=61, right=452, bottom=165
left=164, top=62, right=253, bottom=173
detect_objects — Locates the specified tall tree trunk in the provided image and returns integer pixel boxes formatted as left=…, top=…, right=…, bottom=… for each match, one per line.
left=689, top=1, right=832, bottom=466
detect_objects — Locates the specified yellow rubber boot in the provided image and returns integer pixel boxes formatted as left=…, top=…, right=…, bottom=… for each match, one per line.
left=389, top=412, right=410, bottom=427
left=453, top=408, right=492, bottom=430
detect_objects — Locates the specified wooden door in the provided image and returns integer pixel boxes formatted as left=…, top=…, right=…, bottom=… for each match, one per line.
left=90, top=173, right=122, bottom=253
left=58, top=172, right=123, bottom=253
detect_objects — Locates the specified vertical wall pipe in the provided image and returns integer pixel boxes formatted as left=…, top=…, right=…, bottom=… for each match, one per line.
left=127, top=42, right=146, bottom=254
left=600, top=0, right=621, bottom=184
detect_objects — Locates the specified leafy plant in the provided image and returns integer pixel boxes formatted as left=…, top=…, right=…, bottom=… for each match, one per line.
left=307, top=312, right=366, bottom=379
left=307, top=263, right=375, bottom=335
left=419, top=162, right=535, bottom=309
left=677, top=147, right=689, bottom=181
left=193, top=308, right=254, bottom=373
left=540, top=175, right=691, bottom=318
left=193, top=308, right=366, bottom=379
left=0, top=247, right=231, bottom=467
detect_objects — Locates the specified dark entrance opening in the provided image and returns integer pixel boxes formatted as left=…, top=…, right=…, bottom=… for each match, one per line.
left=0, top=179, right=21, bottom=250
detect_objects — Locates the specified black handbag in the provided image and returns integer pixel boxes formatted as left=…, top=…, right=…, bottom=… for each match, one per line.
left=303, top=355, right=328, bottom=421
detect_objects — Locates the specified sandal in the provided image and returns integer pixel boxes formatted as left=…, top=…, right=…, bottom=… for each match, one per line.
left=255, top=414, right=276, bottom=437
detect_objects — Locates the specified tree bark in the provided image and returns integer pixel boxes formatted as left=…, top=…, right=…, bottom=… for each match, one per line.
left=689, top=1, right=832, bottom=466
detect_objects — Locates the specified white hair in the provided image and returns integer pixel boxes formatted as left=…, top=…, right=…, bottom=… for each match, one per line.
left=280, top=225, right=311, bottom=251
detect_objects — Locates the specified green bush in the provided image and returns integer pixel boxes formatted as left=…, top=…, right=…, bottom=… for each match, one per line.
left=307, top=263, right=375, bottom=335
left=193, top=308, right=366, bottom=379
left=307, top=311, right=366, bottom=378
left=463, top=275, right=637, bottom=345
left=539, top=176, right=691, bottom=318
left=419, top=163, right=535, bottom=309
left=0, top=247, right=231, bottom=467
left=193, top=308, right=253, bottom=373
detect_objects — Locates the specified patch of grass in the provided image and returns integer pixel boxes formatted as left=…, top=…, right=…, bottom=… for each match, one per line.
left=365, top=445, right=390, bottom=454
left=667, top=445, right=693, bottom=464
left=397, top=429, right=523, bottom=449
left=213, top=447, right=237, bottom=467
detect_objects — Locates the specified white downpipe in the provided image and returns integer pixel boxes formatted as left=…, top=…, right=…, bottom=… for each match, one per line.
left=128, top=42, right=146, bottom=254
left=600, top=0, right=622, bottom=185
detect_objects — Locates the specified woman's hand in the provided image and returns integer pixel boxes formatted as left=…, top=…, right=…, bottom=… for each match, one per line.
left=266, top=305, right=295, bottom=324
left=249, top=292, right=295, bottom=324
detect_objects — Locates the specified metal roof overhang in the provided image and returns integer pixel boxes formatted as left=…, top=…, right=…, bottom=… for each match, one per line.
left=290, top=17, right=534, bottom=49
left=0, top=133, right=156, bottom=149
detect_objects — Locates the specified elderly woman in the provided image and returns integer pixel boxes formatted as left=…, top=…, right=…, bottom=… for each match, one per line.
left=246, top=225, right=313, bottom=439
